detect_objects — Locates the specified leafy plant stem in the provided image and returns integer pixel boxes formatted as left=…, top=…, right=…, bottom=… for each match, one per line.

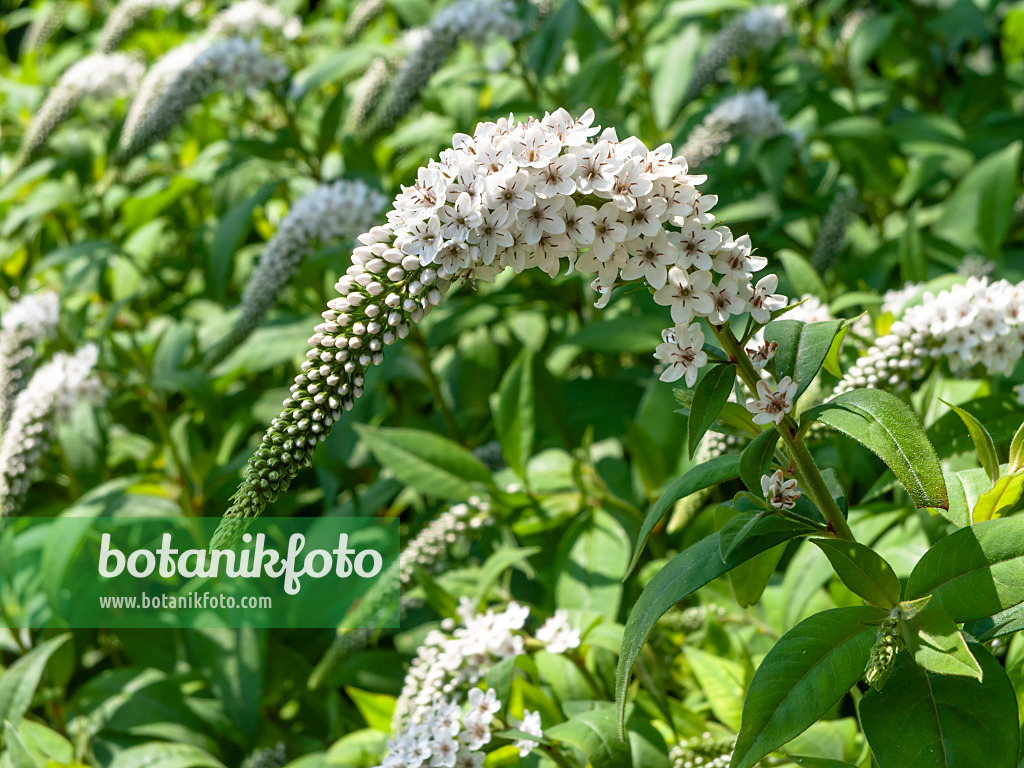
left=409, top=326, right=465, bottom=444
left=712, top=324, right=855, bottom=541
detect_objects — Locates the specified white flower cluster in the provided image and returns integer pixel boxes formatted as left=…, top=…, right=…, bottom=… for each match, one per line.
left=343, top=0, right=386, bottom=42
left=115, top=33, right=286, bottom=165
left=351, top=0, right=521, bottom=141
left=7, top=53, right=144, bottom=176
left=0, top=292, right=60, bottom=428
left=62, top=53, right=145, bottom=98
left=382, top=600, right=566, bottom=767
left=534, top=609, right=581, bottom=653
left=0, top=344, right=104, bottom=517
left=958, top=254, right=995, bottom=279
left=379, top=109, right=779, bottom=384
left=206, top=179, right=386, bottom=367
left=880, top=281, right=919, bottom=317
left=399, top=497, right=493, bottom=583
left=207, top=0, right=302, bottom=40
left=669, top=733, right=736, bottom=768
left=681, top=88, right=787, bottom=166
left=682, top=5, right=789, bottom=104
left=212, top=108, right=787, bottom=544
left=839, top=277, right=1024, bottom=394
left=98, top=0, right=183, bottom=52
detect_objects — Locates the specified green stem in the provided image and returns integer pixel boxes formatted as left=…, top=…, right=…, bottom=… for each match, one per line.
left=409, top=326, right=465, bottom=444
left=712, top=325, right=856, bottom=541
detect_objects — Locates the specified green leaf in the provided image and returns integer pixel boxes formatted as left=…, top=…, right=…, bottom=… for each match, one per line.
left=964, top=602, right=1024, bottom=642
left=545, top=706, right=631, bottom=768
left=764, top=319, right=845, bottom=400
left=683, top=647, right=746, bottom=730
left=556, top=509, right=629, bottom=621
left=492, top=347, right=535, bottom=478
left=208, top=181, right=279, bottom=299
left=344, top=687, right=395, bottom=733
left=941, top=400, right=1000, bottom=486
left=616, top=518, right=814, bottom=733
left=627, top=454, right=741, bottom=575
left=904, top=608, right=982, bottom=680
left=353, top=425, right=493, bottom=501
left=934, top=142, right=1022, bottom=258
left=730, top=606, right=885, bottom=768
left=1008, top=419, right=1024, bottom=474
left=906, top=516, right=1024, bottom=623
left=474, top=546, right=541, bottom=604
left=651, top=25, right=700, bottom=129
left=972, top=473, right=1024, bottom=523
left=811, top=538, right=901, bottom=609
left=779, top=251, right=827, bottom=300
left=2, top=721, right=36, bottom=768
left=688, top=364, right=737, bottom=459
left=740, top=428, right=780, bottom=495
left=0, top=634, right=71, bottom=728
left=859, top=644, right=1019, bottom=768
left=801, top=389, right=948, bottom=510
left=107, top=743, right=226, bottom=768
left=821, top=321, right=852, bottom=378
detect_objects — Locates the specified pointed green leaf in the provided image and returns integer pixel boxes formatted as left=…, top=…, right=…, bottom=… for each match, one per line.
left=0, top=634, right=71, bottom=728
left=904, top=608, right=982, bottom=680
left=964, top=602, right=1024, bottom=642
left=859, top=644, right=1019, bottom=768
left=617, top=518, right=814, bottom=734
left=811, top=538, right=901, bottom=609
left=626, top=454, right=741, bottom=575
left=906, top=516, right=1024, bottom=623
left=973, top=473, right=1024, bottom=523
left=684, top=647, right=746, bottom=730
left=353, top=425, right=493, bottom=501
left=801, top=389, right=948, bottom=510
left=941, top=400, right=1000, bottom=486
left=492, top=348, right=535, bottom=478
left=730, top=606, right=886, bottom=768
left=545, top=706, right=632, bottom=768
left=739, top=428, right=780, bottom=496
left=688, top=364, right=737, bottom=459
left=764, top=319, right=845, bottom=400
left=822, top=321, right=852, bottom=378
left=1008, top=419, right=1024, bottom=474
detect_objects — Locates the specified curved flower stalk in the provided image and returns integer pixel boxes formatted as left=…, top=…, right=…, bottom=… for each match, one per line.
left=680, top=88, right=787, bottom=167
left=206, top=0, right=302, bottom=40
left=810, top=186, right=858, bottom=272
left=682, top=5, right=788, bottom=105
left=113, top=36, right=287, bottom=167
left=380, top=599, right=576, bottom=767
left=6, top=53, right=144, bottom=178
left=212, top=107, right=782, bottom=548
left=0, top=292, right=60, bottom=430
left=343, top=0, right=386, bottom=43
left=97, top=0, right=183, bottom=52
left=21, top=1, right=69, bottom=54
left=205, top=180, right=387, bottom=368
left=351, top=0, right=522, bottom=143
left=838, top=277, right=1024, bottom=394
left=308, top=496, right=494, bottom=688
left=0, top=344, right=104, bottom=517
left=343, top=57, right=396, bottom=138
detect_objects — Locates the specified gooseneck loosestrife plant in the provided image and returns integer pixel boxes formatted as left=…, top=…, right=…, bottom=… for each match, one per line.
left=211, top=109, right=1024, bottom=767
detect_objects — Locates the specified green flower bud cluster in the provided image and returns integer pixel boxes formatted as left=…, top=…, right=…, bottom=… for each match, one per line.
left=811, top=187, right=858, bottom=272
left=864, top=613, right=903, bottom=690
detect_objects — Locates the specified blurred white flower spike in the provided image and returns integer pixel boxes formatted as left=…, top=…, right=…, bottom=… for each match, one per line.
left=213, top=108, right=785, bottom=546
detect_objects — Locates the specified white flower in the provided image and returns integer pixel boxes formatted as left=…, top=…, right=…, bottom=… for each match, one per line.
left=761, top=469, right=801, bottom=509
left=590, top=202, right=629, bottom=260
left=653, top=268, right=714, bottom=324
left=620, top=232, right=676, bottom=289
left=705, top=275, right=749, bottom=325
left=521, top=197, right=566, bottom=244
left=654, top=324, right=708, bottom=386
left=513, top=710, right=543, bottom=758
left=747, top=274, right=786, bottom=324
left=676, top=220, right=721, bottom=271
left=466, top=688, right=500, bottom=723
left=535, top=610, right=581, bottom=653
left=746, top=376, right=797, bottom=425
left=746, top=340, right=778, bottom=371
